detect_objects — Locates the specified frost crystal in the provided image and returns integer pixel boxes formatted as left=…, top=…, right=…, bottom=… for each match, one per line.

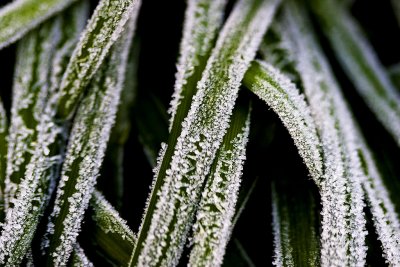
left=168, top=0, right=227, bottom=130
left=0, top=0, right=79, bottom=49
left=56, top=0, right=140, bottom=120
left=44, top=9, right=139, bottom=265
left=131, top=0, right=281, bottom=266
left=188, top=108, right=250, bottom=267
left=0, top=3, right=88, bottom=265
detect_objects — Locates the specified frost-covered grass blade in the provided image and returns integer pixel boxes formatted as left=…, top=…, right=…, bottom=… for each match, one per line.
left=271, top=182, right=319, bottom=267
left=312, top=0, right=400, bottom=147
left=56, top=0, right=140, bottom=121
left=0, top=0, right=79, bottom=50
left=44, top=11, right=139, bottom=265
left=0, top=98, right=6, bottom=221
left=130, top=0, right=281, bottom=265
left=86, top=190, right=135, bottom=265
left=188, top=103, right=250, bottom=267
left=0, top=3, right=88, bottom=264
left=276, top=2, right=368, bottom=265
left=168, top=0, right=227, bottom=130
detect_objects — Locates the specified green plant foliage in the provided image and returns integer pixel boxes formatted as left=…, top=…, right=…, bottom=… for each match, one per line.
left=0, top=0, right=399, bottom=266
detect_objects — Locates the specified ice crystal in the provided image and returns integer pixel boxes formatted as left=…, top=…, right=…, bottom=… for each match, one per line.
left=0, top=0, right=79, bottom=49
left=188, top=108, right=250, bottom=267
left=131, top=0, right=280, bottom=266
left=44, top=9, right=139, bottom=265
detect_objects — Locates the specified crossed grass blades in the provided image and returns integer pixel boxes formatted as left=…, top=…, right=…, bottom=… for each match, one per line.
left=0, top=0, right=399, bottom=266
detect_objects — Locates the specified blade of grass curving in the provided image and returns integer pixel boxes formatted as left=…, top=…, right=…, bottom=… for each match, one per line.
left=70, top=244, right=94, bottom=267
left=188, top=103, right=250, bottom=267
left=242, top=61, right=322, bottom=181
left=87, top=190, right=135, bottom=265
left=44, top=12, right=139, bottom=266
left=276, top=2, right=368, bottom=265
left=168, top=0, right=227, bottom=130
left=0, top=3, right=89, bottom=265
left=0, top=0, right=80, bottom=50
left=232, top=177, right=258, bottom=227
left=56, top=0, right=141, bottom=121
left=130, top=0, right=281, bottom=265
left=312, top=0, right=400, bottom=147
left=271, top=182, right=319, bottom=267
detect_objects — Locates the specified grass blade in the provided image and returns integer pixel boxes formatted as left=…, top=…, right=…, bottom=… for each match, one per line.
left=0, top=4, right=88, bottom=265
left=392, top=0, right=400, bottom=27
left=276, top=2, right=368, bottom=265
left=388, top=63, right=400, bottom=90
left=130, top=0, right=280, bottom=265
left=70, top=244, right=94, bottom=267
left=188, top=104, right=250, bottom=267
left=242, top=61, right=322, bottom=181
left=0, top=0, right=79, bottom=50
left=271, top=182, right=319, bottom=267
left=43, top=11, right=139, bottom=265
left=87, top=190, right=135, bottom=265
left=312, top=0, right=400, bottom=147
left=168, top=0, right=227, bottom=129
left=56, top=0, right=141, bottom=121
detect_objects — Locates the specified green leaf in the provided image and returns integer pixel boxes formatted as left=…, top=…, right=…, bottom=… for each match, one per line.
left=168, top=0, right=227, bottom=130
left=312, top=0, right=400, bottom=147
left=130, top=0, right=281, bottom=265
left=243, top=60, right=322, bottom=182
left=188, top=103, right=251, bottom=267
left=271, top=182, right=319, bottom=267
left=56, top=0, right=141, bottom=121
left=0, top=98, right=7, bottom=200
left=388, top=63, right=400, bottom=90
left=0, top=3, right=88, bottom=265
left=87, top=190, right=135, bottom=266
left=0, top=0, right=79, bottom=50
left=275, top=2, right=368, bottom=264
left=43, top=11, right=139, bottom=265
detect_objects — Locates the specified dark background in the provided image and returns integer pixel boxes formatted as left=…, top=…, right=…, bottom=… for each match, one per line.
left=1, top=0, right=400, bottom=266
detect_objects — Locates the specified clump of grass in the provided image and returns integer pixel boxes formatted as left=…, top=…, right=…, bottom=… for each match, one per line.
left=0, top=0, right=399, bottom=266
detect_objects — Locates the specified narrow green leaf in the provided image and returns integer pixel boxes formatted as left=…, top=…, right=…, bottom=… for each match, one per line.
left=276, top=2, right=368, bottom=265
left=188, top=104, right=250, bottom=267
left=130, top=0, right=280, bottom=265
left=56, top=0, right=141, bottom=121
left=43, top=11, right=139, bottom=265
left=243, top=61, right=322, bottom=182
left=168, top=0, right=227, bottom=129
left=88, top=190, right=135, bottom=265
left=388, top=63, right=400, bottom=90
left=232, top=177, right=258, bottom=227
left=0, top=0, right=79, bottom=50
left=70, top=244, right=94, bottom=267
left=312, top=0, right=400, bottom=147
left=0, top=3, right=88, bottom=265
left=271, top=182, right=319, bottom=267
